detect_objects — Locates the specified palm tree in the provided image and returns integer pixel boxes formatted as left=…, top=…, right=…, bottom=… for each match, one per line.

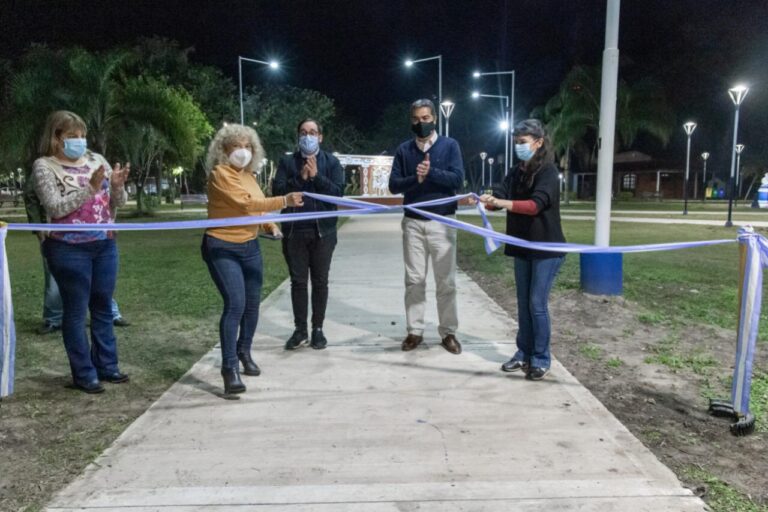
left=0, top=46, right=212, bottom=212
left=535, top=65, right=674, bottom=202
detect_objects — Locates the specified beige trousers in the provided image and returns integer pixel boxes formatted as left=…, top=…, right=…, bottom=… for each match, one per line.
left=401, top=217, right=458, bottom=338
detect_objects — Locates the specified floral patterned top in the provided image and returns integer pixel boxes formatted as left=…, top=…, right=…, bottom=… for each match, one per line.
left=33, top=151, right=127, bottom=244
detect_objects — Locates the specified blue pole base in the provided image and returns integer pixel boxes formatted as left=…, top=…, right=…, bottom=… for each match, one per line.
left=580, top=253, right=623, bottom=295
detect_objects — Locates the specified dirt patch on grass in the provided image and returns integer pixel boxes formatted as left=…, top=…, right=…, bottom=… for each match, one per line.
left=465, top=268, right=768, bottom=508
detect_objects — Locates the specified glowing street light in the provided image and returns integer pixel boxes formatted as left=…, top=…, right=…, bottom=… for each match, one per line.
left=701, top=152, right=710, bottom=201
left=473, top=68, right=516, bottom=172
left=403, top=55, right=443, bottom=134
left=472, top=92, right=510, bottom=175
left=440, top=100, right=455, bottom=137
left=725, top=84, right=749, bottom=227
left=238, top=56, right=280, bottom=125
left=487, top=157, right=495, bottom=189
left=480, top=151, right=487, bottom=189
left=682, top=121, right=697, bottom=215
left=735, top=144, right=746, bottom=205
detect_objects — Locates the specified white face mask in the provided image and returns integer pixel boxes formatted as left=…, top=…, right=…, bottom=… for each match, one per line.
left=228, top=148, right=253, bottom=169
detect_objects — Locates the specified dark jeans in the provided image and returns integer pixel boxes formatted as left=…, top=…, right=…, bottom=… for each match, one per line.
left=202, top=235, right=263, bottom=369
left=282, top=230, right=337, bottom=331
left=512, top=255, right=564, bottom=369
left=43, top=238, right=119, bottom=383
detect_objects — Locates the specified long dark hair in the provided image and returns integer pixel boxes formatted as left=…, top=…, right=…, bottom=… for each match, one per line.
left=514, top=119, right=553, bottom=190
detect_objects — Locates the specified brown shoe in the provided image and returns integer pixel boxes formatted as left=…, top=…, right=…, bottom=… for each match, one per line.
left=441, top=334, right=462, bottom=354
left=401, top=334, right=423, bottom=351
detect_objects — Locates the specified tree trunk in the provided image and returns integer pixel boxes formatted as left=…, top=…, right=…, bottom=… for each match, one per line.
left=136, top=184, right=145, bottom=213
left=563, top=145, right=571, bottom=205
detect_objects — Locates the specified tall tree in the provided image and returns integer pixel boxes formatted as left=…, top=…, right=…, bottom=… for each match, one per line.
left=0, top=44, right=211, bottom=211
left=242, top=85, right=336, bottom=162
left=535, top=65, right=674, bottom=201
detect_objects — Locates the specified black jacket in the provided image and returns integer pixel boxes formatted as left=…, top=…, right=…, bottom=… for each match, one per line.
left=493, top=162, right=566, bottom=259
left=272, top=149, right=344, bottom=238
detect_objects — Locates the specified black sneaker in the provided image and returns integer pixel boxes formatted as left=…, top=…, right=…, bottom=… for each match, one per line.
left=113, top=317, right=131, bottom=327
left=284, top=330, right=309, bottom=350
left=501, top=359, right=528, bottom=373
left=37, top=323, right=61, bottom=335
left=526, top=367, right=549, bottom=381
left=310, top=328, right=327, bottom=350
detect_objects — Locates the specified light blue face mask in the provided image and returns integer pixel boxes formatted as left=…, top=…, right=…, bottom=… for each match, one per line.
left=298, top=135, right=319, bottom=155
left=514, top=143, right=535, bottom=162
left=63, top=138, right=87, bottom=159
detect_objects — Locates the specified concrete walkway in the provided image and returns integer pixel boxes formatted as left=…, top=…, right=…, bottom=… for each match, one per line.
left=47, top=215, right=706, bottom=511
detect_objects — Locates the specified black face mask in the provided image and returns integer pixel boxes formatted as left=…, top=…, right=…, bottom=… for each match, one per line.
left=411, top=121, right=436, bottom=139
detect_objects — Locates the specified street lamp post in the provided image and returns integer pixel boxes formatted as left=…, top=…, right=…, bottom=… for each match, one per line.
left=701, top=152, right=710, bottom=201
left=405, top=55, right=443, bottom=134
left=735, top=144, right=745, bottom=206
left=473, top=69, right=515, bottom=169
left=480, top=152, right=487, bottom=189
left=472, top=91, right=510, bottom=175
left=440, top=101, right=455, bottom=138
left=682, top=121, right=697, bottom=215
left=725, top=85, right=748, bottom=227
left=238, top=56, right=279, bottom=125
left=487, top=157, right=494, bottom=189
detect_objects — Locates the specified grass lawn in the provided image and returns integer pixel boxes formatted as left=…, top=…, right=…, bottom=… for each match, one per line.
left=458, top=217, right=767, bottom=340
left=0, top=215, right=289, bottom=511
left=457, top=217, right=768, bottom=511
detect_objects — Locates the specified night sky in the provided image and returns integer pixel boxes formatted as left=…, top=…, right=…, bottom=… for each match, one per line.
left=2, top=0, right=767, bottom=172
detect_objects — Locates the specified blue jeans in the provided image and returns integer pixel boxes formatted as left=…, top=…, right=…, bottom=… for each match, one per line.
left=42, top=244, right=122, bottom=326
left=202, top=235, right=263, bottom=370
left=43, top=238, right=120, bottom=383
left=41, top=244, right=63, bottom=327
left=512, top=255, right=564, bottom=369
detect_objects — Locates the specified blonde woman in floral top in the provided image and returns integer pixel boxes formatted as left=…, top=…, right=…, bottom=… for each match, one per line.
left=33, top=110, right=130, bottom=394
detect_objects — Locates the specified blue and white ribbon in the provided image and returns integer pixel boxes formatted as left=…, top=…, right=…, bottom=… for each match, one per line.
left=0, top=226, right=16, bottom=398
left=0, top=193, right=762, bottom=400
left=731, top=227, right=768, bottom=415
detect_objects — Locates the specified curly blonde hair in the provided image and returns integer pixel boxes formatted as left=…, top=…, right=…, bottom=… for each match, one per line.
left=205, top=123, right=266, bottom=176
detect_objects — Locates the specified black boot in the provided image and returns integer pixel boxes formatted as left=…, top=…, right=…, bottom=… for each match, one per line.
left=237, top=351, right=261, bottom=376
left=221, top=367, right=246, bottom=394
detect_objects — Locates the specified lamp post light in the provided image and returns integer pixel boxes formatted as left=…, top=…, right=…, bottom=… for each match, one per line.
left=480, top=151, right=487, bottom=189
left=487, top=157, right=494, bottom=189
left=473, top=69, right=515, bottom=168
left=404, top=55, right=443, bottom=134
left=238, top=56, right=280, bottom=125
left=701, top=152, right=710, bottom=201
left=682, top=121, right=697, bottom=215
left=735, top=144, right=745, bottom=206
left=472, top=91, right=510, bottom=176
left=725, top=84, right=748, bottom=227
left=440, top=100, right=455, bottom=137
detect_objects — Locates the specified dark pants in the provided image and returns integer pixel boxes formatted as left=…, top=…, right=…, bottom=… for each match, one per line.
left=512, top=255, right=564, bottom=369
left=43, top=238, right=119, bottom=384
left=202, top=235, right=263, bottom=369
left=282, top=230, right=337, bottom=331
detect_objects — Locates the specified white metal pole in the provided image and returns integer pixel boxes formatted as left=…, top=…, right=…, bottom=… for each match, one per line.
left=594, top=0, right=621, bottom=247
left=238, top=57, right=244, bottom=125
left=684, top=132, right=692, bottom=214
left=510, top=71, right=515, bottom=174
left=504, top=111, right=510, bottom=177
left=726, top=106, right=740, bottom=226
left=438, top=56, right=443, bottom=135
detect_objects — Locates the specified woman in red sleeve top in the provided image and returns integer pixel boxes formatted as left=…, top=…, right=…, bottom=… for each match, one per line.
left=479, top=119, right=565, bottom=381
